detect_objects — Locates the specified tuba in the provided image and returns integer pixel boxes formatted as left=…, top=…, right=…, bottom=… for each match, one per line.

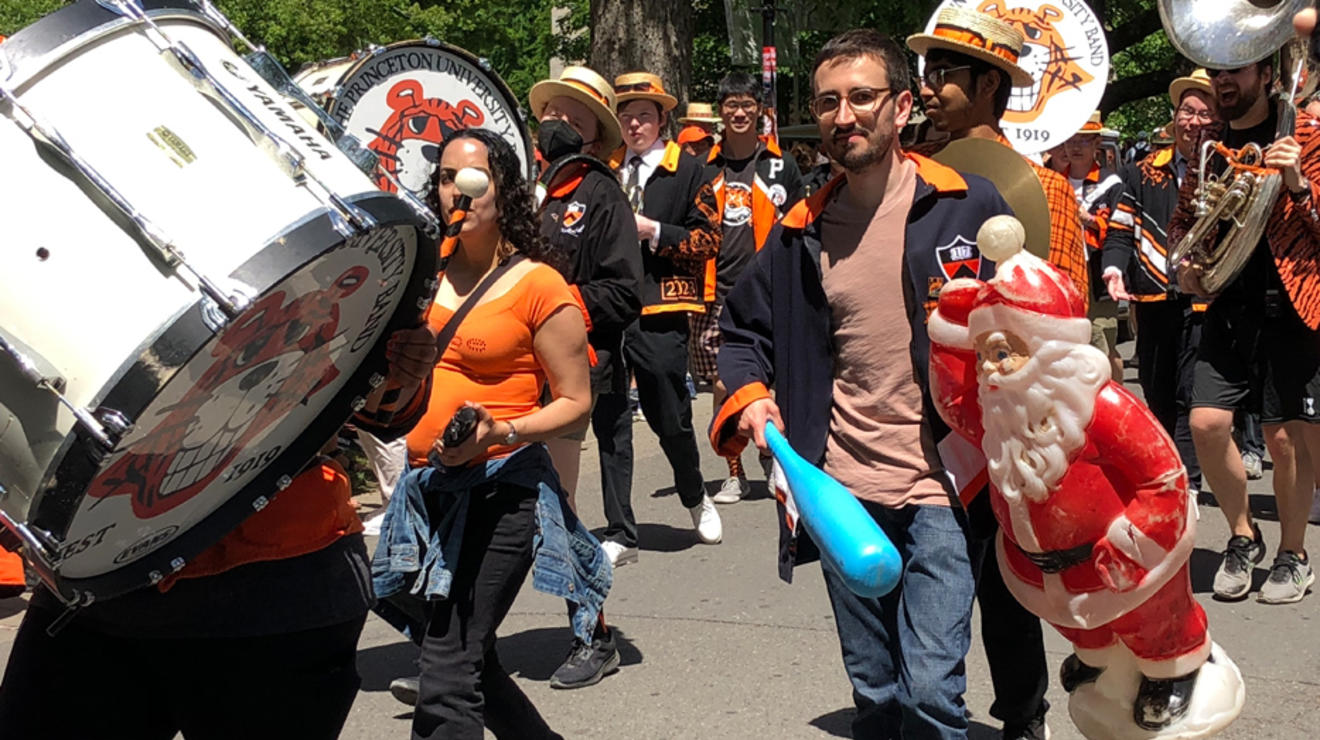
left=1159, top=0, right=1311, bottom=294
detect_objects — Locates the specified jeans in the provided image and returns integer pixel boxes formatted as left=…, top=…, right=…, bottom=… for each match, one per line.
left=821, top=502, right=975, bottom=740
left=596, top=315, right=706, bottom=547
left=413, top=482, right=561, bottom=740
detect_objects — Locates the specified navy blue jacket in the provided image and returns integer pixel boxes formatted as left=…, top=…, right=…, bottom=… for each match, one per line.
left=710, top=154, right=1011, bottom=580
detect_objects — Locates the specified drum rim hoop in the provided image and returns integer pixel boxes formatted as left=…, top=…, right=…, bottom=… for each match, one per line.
left=1, top=1, right=220, bottom=92
left=31, top=193, right=434, bottom=604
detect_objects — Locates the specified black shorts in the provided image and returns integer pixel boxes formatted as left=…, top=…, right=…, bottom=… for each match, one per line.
left=1191, top=295, right=1320, bottom=424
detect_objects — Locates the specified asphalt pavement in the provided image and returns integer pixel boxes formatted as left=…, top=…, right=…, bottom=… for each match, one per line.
left=1, top=343, right=1318, bottom=739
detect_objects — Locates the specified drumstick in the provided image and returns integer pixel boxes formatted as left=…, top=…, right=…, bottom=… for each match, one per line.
left=763, top=423, right=902, bottom=598
left=362, top=166, right=490, bottom=417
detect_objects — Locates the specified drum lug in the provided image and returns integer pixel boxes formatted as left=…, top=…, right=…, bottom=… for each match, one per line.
left=93, top=408, right=133, bottom=448
left=0, top=509, right=61, bottom=579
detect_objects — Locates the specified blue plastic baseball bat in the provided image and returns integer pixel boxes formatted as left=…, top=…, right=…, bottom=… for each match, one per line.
left=764, top=423, right=902, bottom=598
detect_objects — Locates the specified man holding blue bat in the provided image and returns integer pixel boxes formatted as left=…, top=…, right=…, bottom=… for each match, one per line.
left=711, top=29, right=1014, bottom=740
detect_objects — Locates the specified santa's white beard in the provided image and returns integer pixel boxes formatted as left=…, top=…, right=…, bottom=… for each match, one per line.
left=980, top=340, right=1111, bottom=504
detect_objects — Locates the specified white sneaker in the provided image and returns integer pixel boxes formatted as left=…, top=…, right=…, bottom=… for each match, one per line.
left=1310, top=487, right=1320, bottom=525
left=712, top=476, right=750, bottom=504
left=601, top=540, right=638, bottom=568
left=362, top=511, right=386, bottom=537
left=689, top=495, right=723, bottom=544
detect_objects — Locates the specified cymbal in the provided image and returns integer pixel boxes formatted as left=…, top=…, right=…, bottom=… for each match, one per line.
left=932, top=138, right=1052, bottom=260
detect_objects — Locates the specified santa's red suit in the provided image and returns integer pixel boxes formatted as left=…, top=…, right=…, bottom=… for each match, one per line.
left=927, top=231, right=1209, bottom=681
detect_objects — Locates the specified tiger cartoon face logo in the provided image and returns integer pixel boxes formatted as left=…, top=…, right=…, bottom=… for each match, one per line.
left=722, top=182, right=753, bottom=228
left=978, top=1, right=1093, bottom=124
left=367, top=79, right=485, bottom=196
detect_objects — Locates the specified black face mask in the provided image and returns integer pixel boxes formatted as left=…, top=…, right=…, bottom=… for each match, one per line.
left=537, top=119, right=587, bottom=162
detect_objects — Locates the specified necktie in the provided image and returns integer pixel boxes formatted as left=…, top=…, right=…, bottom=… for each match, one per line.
left=626, top=156, right=644, bottom=213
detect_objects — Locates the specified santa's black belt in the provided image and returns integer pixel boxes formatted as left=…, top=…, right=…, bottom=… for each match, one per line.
left=1016, top=543, right=1094, bottom=573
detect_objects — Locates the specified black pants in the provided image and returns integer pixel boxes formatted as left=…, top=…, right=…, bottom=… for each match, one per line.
left=595, top=315, right=705, bottom=547
left=1134, top=299, right=1203, bottom=488
left=0, top=606, right=364, bottom=740
left=413, top=483, right=560, bottom=740
left=967, top=493, right=1049, bottom=728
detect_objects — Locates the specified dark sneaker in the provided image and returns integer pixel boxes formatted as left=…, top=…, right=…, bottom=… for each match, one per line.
left=389, top=676, right=419, bottom=707
left=549, top=633, right=620, bottom=689
left=1060, top=653, right=1103, bottom=693
left=1212, top=525, right=1265, bottom=600
left=1258, top=551, right=1314, bottom=604
left=1133, top=669, right=1198, bottom=730
left=1002, top=709, right=1050, bottom=740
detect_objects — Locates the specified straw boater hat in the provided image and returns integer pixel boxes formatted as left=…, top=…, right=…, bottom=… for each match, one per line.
left=528, top=65, right=623, bottom=155
left=678, top=102, right=722, bottom=125
left=1077, top=110, right=1104, bottom=134
left=613, top=72, right=678, bottom=112
left=906, top=7, right=1034, bottom=88
left=1168, top=68, right=1213, bottom=107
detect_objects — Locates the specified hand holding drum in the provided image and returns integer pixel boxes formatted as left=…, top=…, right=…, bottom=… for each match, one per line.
left=763, top=423, right=901, bottom=598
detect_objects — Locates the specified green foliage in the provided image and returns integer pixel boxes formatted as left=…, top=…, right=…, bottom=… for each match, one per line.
left=0, top=0, right=69, bottom=35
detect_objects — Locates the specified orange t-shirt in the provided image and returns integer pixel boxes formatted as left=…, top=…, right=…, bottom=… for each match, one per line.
left=166, top=457, right=362, bottom=588
left=406, top=264, right=578, bottom=467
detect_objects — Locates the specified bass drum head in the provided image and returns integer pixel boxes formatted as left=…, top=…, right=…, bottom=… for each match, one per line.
left=324, top=40, right=533, bottom=198
left=40, top=195, right=433, bottom=602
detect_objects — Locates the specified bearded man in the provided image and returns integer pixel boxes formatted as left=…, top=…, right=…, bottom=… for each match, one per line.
left=928, top=217, right=1243, bottom=736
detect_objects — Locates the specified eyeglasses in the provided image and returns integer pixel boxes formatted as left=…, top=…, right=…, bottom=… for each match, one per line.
left=1209, top=66, right=1247, bottom=78
left=922, top=65, right=971, bottom=89
left=1175, top=105, right=1213, bottom=123
left=721, top=99, right=759, bottom=113
left=810, top=87, right=893, bottom=119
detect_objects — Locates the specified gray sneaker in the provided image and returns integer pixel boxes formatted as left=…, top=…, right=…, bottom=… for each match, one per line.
left=1241, top=451, right=1264, bottom=480
left=1212, top=526, right=1265, bottom=600
left=1258, top=551, right=1314, bottom=604
left=712, top=475, right=750, bottom=504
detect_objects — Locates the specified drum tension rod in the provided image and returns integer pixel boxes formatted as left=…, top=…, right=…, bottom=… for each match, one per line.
left=0, top=84, right=246, bottom=323
left=0, top=335, right=131, bottom=452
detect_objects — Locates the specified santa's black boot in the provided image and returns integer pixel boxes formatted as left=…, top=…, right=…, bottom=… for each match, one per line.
left=1133, top=667, right=1201, bottom=730
left=1060, top=653, right=1104, bottom=693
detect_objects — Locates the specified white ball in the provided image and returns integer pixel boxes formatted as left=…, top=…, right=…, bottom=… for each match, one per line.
left=455, top=167, right=491, bottom=199
left=977, top=215, right=1025, bottom=263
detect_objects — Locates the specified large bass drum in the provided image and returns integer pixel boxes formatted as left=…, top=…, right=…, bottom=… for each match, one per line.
left=0, top=0, right=437, bottom=605
left=310, top=39, right=534, bottom=197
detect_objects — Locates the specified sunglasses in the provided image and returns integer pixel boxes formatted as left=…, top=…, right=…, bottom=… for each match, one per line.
left=617, top=80, right=661, bottom=93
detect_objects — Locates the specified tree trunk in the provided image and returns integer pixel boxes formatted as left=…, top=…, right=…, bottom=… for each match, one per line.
left=589, top=0, right=694, bottom=109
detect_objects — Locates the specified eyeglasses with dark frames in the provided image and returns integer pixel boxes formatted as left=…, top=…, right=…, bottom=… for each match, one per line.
left=922, top=65, right=972, bottom=89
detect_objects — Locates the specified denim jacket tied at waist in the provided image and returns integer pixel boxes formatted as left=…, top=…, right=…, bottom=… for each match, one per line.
left=370, top=443, right=612, bottom=643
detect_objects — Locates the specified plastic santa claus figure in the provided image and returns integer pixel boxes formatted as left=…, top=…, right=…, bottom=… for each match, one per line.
left=928, top=216, right=1243, bottom=739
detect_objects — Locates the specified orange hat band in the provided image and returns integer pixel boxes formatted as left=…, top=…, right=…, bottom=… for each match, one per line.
left=563, top=79, right=610, bottom=107
left=932, top=24, right=1022, bottom=67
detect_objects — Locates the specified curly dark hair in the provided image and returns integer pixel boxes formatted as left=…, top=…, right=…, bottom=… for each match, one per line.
left=426, top=128, right=562, bottom=270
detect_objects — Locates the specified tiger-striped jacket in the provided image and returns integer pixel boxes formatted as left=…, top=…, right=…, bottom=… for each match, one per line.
left=1169, top=117, right=1320, bottom=329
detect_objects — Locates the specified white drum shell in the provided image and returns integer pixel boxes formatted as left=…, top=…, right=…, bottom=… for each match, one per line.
left=0, top=8, right=426, bottom=591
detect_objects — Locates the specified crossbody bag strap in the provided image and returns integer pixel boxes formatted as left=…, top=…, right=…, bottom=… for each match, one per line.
left=433, top=254, right=526, bottom=352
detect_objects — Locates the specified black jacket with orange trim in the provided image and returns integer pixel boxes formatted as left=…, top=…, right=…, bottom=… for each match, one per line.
left=709, top=154, right=1011, bottom=581
left=611, top=140, right=721, bottom=316
left=1102, top=147, right=1184, bottom=301
left=702, top=136, right=805, bottom=303
left=539, top=161, right=643, bottom=393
